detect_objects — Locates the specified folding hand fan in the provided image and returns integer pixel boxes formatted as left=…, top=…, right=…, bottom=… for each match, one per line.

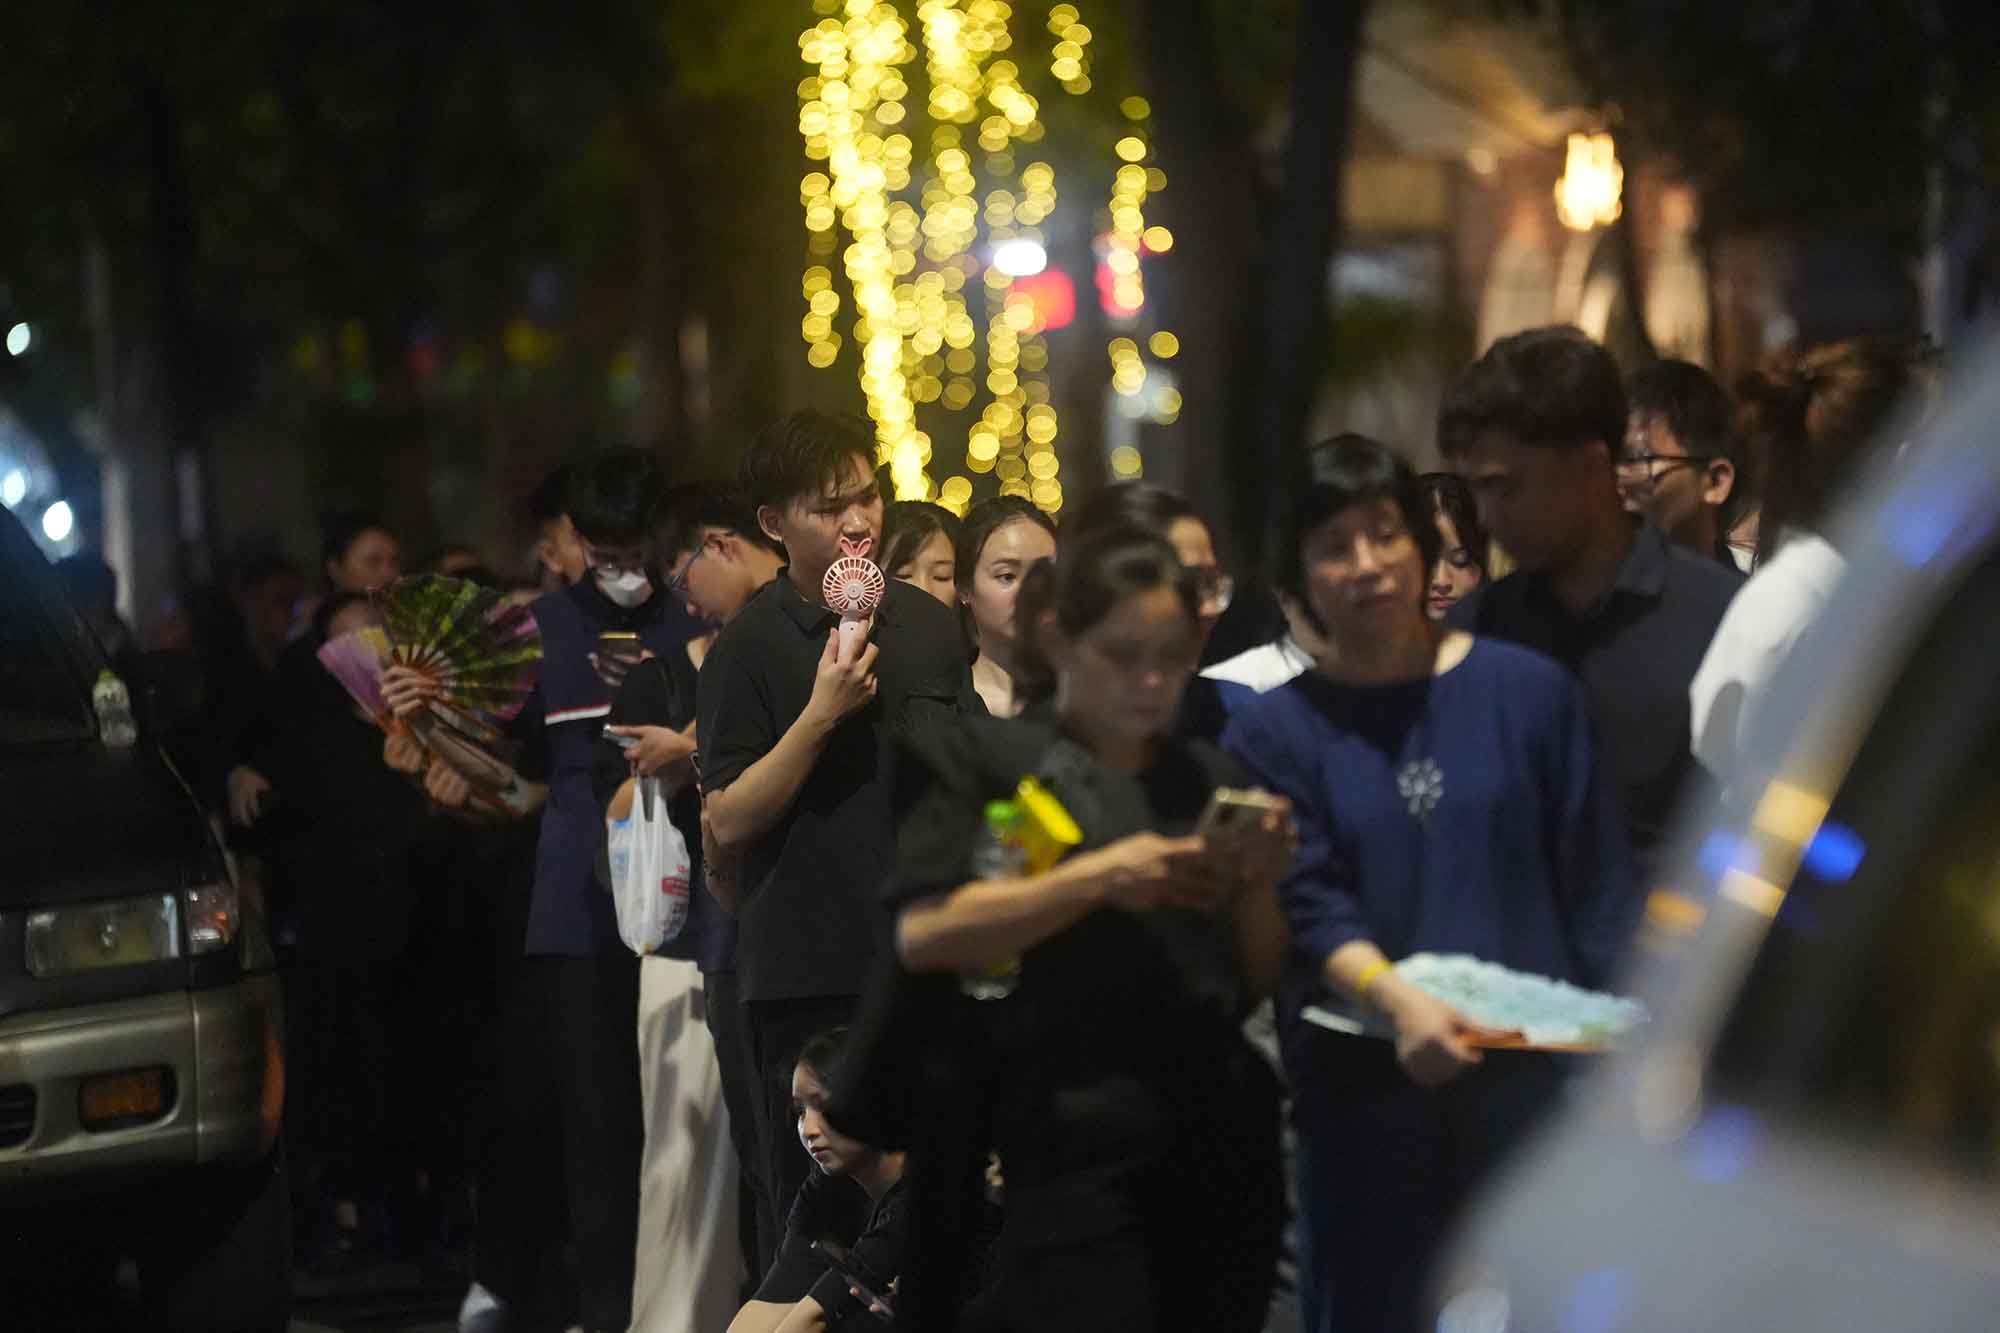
left=375, top=575, right=542, bottom=726
left=316, top=626, right=393, bottom=727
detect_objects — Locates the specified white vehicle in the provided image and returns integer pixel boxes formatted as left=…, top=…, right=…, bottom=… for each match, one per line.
left=1435, top=342, right=2000, bottom=1333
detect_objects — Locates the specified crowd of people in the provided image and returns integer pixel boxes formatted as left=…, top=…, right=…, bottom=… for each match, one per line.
left=116, top=319, right=1938, bottom=1333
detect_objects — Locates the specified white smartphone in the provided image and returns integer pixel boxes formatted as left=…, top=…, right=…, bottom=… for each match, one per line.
left=1195, top=786, right=1286, bottom=838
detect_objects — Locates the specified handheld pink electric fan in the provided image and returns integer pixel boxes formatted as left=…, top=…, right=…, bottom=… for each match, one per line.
left=821, top=535, right=886, bottom=657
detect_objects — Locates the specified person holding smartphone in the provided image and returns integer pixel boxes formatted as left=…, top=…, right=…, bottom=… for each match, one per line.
left=1221, top=435, right=1640, bottom=1333
left=728, top=1028, right=908, bottom=1333
left=883, top=525, right=1294, bottom=1333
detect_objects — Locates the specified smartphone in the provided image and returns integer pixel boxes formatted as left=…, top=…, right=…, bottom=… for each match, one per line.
left=597, top=631, right=644, bottom=662
left=1195, top=786, right=1286, bottom=838
left=813, top=1240, right=896, bottom=1322
left=604, top=730, right=641, bottom=750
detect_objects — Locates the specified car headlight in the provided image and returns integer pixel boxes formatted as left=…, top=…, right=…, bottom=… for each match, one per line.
left=25, top=893, right=182, bottom=978
left=22, top=881, right=239, bottom=979
left=183, top=881, right=239, bottom=956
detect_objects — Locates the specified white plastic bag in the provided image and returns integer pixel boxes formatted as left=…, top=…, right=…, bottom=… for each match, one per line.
left=605, top=777, right=692, bottom=956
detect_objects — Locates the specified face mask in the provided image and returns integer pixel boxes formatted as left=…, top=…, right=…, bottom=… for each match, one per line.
left=595, top=567, right=651, bottom=608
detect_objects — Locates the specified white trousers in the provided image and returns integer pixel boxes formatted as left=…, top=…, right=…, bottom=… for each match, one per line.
left=629, top=957, right=742, bottom=1333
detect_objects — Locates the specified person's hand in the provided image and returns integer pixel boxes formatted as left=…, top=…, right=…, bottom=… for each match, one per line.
left=701, top=801, right=739, bottom=910
left=1205, top=797, right=1297, bottom=892
left=383, top=730, right=427, bottom=775
left=606, top=722, right=698, bottom=780
left=423, top=759, right=475, bottom=809
left=984, top=1153, right=1005, bottom=1202
left=1380, top=983, right=1487, bottom=1089
left=226, top=766, right=273, bottom=827
left=1076, top=832, right=1219, bottom=913
left=802, top=628, right=879, bottom=729
left=381, top=665, right=436, bottom=720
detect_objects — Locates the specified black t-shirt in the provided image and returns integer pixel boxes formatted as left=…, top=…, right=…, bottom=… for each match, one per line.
left=889, top=714, right=1263, bottom=1186
left=755, top=1169, right=909, bottom=1325
left=697, top=573, right=975, bottom=1003
left=590, top=652, right=735, bottom=975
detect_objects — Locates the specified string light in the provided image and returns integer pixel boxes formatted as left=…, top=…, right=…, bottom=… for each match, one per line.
left=798, top=0, right=1169, bottom=517
left=1046, top=4, right=1092, bottom=94
left=801, top=5, right=930, bottom=498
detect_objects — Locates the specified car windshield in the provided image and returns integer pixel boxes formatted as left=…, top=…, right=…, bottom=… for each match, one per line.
left=1710, top=554, right=2000, bottom=1177
left=0, top=563, right=96, bottom=746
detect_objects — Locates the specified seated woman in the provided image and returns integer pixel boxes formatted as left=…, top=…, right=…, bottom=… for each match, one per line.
left=887, top=525, right=1295, bottom=1333
left=729, top=1028, right=908, bottom=1333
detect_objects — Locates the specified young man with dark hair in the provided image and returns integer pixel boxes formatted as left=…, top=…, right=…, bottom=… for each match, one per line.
left=655, top=481, right=787, bottom=631
left=600, top=479, right=786, bottom=1302
left=697, top=410, right=973, bottom=1266
left=1620, top=359, right=1745, bottom=564
left=1440, top=326, right=1739, bottom=880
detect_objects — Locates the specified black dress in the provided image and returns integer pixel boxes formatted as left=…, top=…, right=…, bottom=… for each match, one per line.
left=879, top=714, right=1284, bottom=1333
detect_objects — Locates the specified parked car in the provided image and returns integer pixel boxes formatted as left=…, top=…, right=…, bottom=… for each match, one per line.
left=1434, top=346, right=2000, bottom=1331
left=1, top=508, right=288, bottom=1330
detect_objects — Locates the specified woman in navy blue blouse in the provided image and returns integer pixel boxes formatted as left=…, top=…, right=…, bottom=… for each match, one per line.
left=1222, top=435, right=1640, bottom=1333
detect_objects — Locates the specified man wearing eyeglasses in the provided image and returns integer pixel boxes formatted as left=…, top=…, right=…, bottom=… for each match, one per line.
left=1618, top=359, right=1747, bottom=567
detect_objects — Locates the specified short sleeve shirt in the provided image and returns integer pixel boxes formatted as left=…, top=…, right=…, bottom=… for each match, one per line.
left=697, top=573, right=974, bottom=1003
left=754, top=1170, right=909, bottom=1326
left=889, top=714, right=1255, bottom=1181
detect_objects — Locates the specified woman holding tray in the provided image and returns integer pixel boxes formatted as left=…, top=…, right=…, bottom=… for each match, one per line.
left=1221, top=435, right=1640, bottom=1333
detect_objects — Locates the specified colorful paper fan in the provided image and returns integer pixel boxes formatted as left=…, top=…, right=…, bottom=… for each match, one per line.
left=316, top=626, right=393, bottom=725
left=375, top=575, right=542, bottom=725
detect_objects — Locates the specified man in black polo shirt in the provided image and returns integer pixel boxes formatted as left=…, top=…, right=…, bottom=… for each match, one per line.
left=1441, top=326, right=1741, bottom=880
left=698, top=410, right=972, bottom=1263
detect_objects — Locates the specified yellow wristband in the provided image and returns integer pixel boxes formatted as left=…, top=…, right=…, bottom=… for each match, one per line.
left=1353, top=957, right=1394, bottom=998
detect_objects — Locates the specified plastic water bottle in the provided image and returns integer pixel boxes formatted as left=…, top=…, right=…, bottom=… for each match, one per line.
left=93, top=670, right=138, bottom=748
left=961, top=800, right=1026, bottom=1000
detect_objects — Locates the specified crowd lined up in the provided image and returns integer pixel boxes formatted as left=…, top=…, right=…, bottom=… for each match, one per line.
left=129, top=322, right=1937, bottom=1333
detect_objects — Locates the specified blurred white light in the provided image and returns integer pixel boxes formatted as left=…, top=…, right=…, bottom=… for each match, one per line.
left=5, top=323, right=30, bottom=357
left=0, top=469, right=25, bottom=508
left=41, top=499, right=73, bottom=543
left=991, top=238, right=1048, bottom=277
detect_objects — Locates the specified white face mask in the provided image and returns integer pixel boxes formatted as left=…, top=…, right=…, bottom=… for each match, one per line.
left=595, top=567, right=652, bottom=608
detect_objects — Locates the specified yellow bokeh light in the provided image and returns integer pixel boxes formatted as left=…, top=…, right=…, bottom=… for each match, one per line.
left=1030, top=479, right=1062, bottom=508
left=1120, top=96, right=1151, bottom=121
left=1109, top=445, right=1143, bottom=478
left=807, top=342, right=839, bottom=368
left=1027, top=452, right=1060, bottom=480
left=1114, top=136, right=1147, bottom=163
left=1148, top=330, right=1180, bottom=358
left=1142, top=225, right=1174, bottom=252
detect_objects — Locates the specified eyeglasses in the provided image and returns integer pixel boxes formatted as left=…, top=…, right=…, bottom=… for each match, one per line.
left=666, top=534, right=723, bottom=599
left=1615, top=451, right=1715, bottom=478
left=585, top=541, right=649, bottom=577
